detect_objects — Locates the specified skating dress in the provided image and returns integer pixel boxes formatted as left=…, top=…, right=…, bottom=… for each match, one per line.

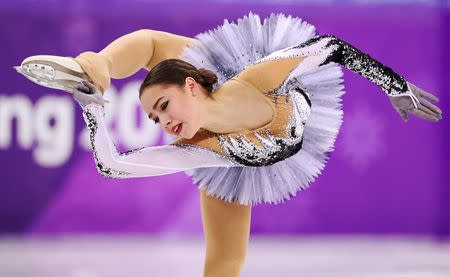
left=82, top=13, right=419, bottom=205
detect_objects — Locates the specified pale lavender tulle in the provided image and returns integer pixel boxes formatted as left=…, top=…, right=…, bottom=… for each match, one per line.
left=175, top=12, right=345, bottom=205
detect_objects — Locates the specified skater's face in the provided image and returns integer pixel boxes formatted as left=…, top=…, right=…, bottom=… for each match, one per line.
left=140, top=77, right=205, bottom=139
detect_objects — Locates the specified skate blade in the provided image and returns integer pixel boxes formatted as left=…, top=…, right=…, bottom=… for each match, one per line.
left=13, top=64, right=75, bottom=94
left=13, top=65, right=109, bottom=103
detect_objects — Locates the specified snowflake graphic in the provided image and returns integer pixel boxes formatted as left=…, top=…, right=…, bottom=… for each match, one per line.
left=340, top=103, right=386, bottom=172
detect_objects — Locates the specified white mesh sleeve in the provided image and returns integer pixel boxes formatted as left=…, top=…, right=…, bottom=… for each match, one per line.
left=82, top=103, right=237, bottom=178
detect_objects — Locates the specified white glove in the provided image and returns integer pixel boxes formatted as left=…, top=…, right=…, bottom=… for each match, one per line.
left=388, top=82, right=442, bottom=122
left=72, top=80, right=107, bottom=108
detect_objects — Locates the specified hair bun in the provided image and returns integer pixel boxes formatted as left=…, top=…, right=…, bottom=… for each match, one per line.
left=198, top=68, right=218, bottom=91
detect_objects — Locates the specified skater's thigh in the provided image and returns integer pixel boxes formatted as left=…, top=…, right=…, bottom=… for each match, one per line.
left=146, top=30, right=199, bottom=69
left=200, top=190, right=252, bottom=259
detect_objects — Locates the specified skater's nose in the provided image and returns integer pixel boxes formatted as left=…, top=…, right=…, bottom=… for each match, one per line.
left=159, top=114, right=172, bottom=127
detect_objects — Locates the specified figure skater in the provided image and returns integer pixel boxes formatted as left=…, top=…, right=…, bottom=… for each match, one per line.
left=15, top=12, right=442, bottom=277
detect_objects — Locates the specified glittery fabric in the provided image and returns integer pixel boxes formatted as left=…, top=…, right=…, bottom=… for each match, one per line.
left=83, top=107, right=133, bottom=178
left=284, top=34, right=409, bottom=96
left=174, top=78, right=312, bottom=167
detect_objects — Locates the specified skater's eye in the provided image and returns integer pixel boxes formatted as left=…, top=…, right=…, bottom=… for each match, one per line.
left=161, top=101, right=169, bottom=111
left=148, top=114, right=159, bottom=124
left=147, top=97, right=167, bottom=124
left=151, top=101, right=168, bottom=124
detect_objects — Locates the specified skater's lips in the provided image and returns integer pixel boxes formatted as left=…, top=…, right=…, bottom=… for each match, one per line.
left=171, top=123, right=183, bottom=134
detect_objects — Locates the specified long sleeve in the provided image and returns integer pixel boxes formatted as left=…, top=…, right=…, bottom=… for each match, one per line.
left=255, top=34, right=420, bottom=108
left=81, top=103, right=237, bottom=179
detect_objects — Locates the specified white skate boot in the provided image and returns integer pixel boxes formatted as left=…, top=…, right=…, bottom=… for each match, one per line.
left=14, top=55, right=93, bottom=94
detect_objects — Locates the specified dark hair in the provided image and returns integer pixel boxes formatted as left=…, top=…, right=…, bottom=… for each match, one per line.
left=139, top=59, right=218, bottom=98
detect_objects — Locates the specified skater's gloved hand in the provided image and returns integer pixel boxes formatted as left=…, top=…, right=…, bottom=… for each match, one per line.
left=388, top=82, right=442, bottom=122
left=73, top=80, right=107, bottom=108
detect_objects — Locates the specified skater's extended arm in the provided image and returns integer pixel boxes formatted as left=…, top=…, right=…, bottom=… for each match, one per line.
left=81, top=103, right=236, bottom=178
left=239, top=34, right=441, bottom=122
left=74, top=81, right=236, bottom=179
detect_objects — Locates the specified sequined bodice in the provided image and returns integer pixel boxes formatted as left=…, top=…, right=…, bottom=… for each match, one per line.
left=171, top=77, right=312, bottom=167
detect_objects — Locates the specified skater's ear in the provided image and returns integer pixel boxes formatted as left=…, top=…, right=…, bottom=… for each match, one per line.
left=184, top=76, right=196, bottom=93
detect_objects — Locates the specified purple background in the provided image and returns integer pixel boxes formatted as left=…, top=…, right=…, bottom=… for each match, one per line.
left=0, top=2, right=449, bottom=237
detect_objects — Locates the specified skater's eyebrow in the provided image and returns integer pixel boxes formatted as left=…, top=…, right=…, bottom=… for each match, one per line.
left=148, top=96, right=163, bottom=119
